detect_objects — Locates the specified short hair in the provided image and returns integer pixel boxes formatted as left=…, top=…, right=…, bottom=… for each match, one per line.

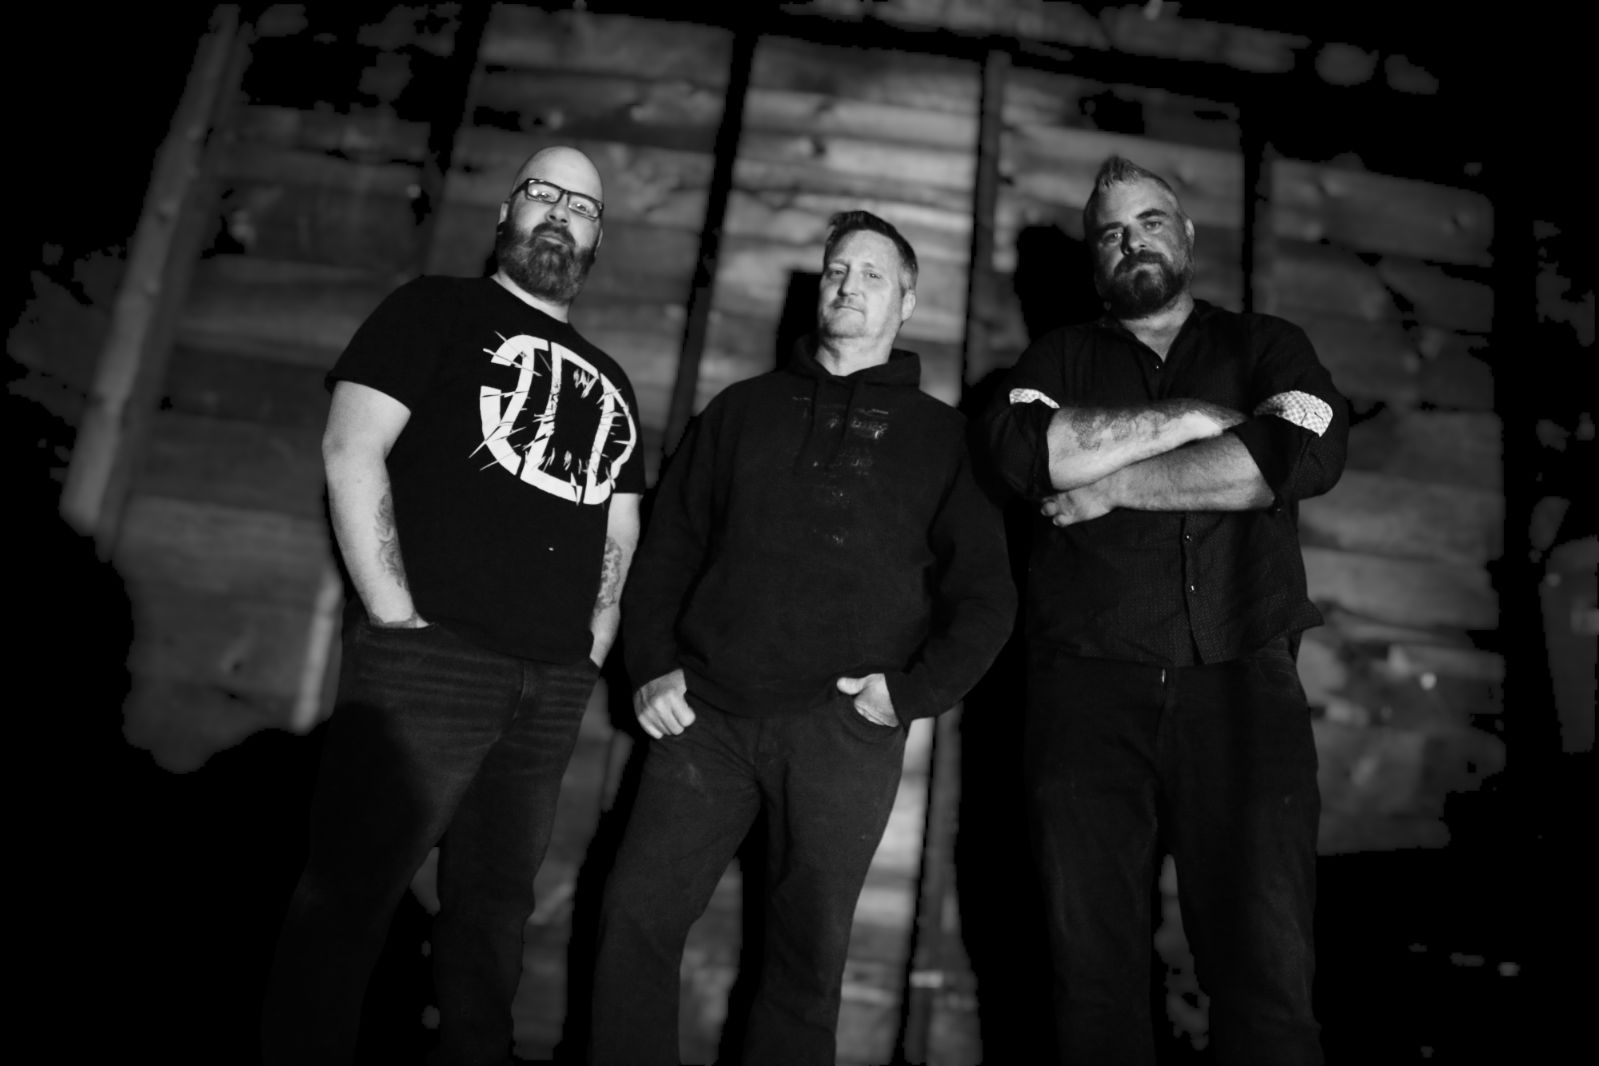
left=822, top=210, right=919, bottom=292
left=1082, top=155, right=1187, bottom=233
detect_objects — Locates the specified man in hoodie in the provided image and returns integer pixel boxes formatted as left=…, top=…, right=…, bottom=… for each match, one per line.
left=589, top=211, right=1015, bottom=1066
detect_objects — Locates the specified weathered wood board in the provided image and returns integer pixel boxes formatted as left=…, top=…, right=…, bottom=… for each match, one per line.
left=163, top=345, right=332, bottom=428
left=139, top=411, right=327, bottom=519
left=1299, top=470, right=1502, bottom=566
left=1304, top=547, right=1498, bottom=632
left=482, top=7, right=734, bottom=84
left=116, top=495, right=332, bottom=601
left=1273, top=161, right=1493, bottom=267
left=179, top=255, right=399, bottom=362
left=1345, top=409, right=1502, bottom=492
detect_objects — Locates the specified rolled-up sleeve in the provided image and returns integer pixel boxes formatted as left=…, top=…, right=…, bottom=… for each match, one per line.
left=1228, top=318, right=1348, bottom=507
left=983, top=341, right=1066, bottom=500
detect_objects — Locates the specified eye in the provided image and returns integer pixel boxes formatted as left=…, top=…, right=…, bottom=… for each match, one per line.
left=1144, top=218, right=1164, bottom=231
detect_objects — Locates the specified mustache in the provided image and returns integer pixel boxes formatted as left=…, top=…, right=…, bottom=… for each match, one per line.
left=1115, top=250, right=1166, bottom=274
left=526, top=222, right=575, bottom=251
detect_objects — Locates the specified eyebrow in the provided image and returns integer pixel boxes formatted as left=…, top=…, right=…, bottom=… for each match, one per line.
left=1091, top=207, right=1173, bottom=240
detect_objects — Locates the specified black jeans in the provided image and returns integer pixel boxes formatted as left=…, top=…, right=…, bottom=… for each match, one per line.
left=589, top=697, right=908, bottom=1066
left=261, top=619, right=597, bottom=1065
left=1026, top=641, right=1322, bottom=1066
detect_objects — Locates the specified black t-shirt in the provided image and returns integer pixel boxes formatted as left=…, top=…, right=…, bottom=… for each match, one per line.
left=329, top=275, right=645, bottom=663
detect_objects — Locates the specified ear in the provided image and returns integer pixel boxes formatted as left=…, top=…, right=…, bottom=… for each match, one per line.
left=498, top=200, right=510, bottom=226
left=899, top=287, right=917, bottom=325
left=1184, top=216, right=1195, bottom=245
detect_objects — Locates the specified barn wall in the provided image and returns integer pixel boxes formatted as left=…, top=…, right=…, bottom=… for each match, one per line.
left=31, top=3, right=1565, bottom=1064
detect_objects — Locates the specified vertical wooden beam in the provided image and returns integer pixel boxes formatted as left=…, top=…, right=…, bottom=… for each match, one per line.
left=59, top=6, right=249, bottom=554
left=661, top=19, right=759, bottom=460
left=411, top=1, right=492, bottom=273
left=960, top=47, right=1009, bottom=389
left=1241, top=113, right=1276, bottom=315
left=898, top=44, right=1010, bottom=1066
left=1487, top=151, right=1560, bottom=807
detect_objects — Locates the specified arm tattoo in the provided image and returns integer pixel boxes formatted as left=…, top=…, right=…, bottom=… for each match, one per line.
left=376, top=491, right=408, bottom=590
left=592, top=536, right=623, bottom=618
left=1064, top=408, right=1170, bottom=451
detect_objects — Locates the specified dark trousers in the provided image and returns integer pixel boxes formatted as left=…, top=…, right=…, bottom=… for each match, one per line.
left=262, top=619, right=597, bottom=1065
left=1025, top=641, right=1323, bottom=1066
left=589, top=697, right=908, bottom=1066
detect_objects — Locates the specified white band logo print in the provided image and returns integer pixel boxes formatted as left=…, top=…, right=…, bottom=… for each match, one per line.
left=477, top=333, right=638, bottom=504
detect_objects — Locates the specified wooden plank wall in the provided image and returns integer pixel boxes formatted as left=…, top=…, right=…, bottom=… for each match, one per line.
left=52, top=2, right=1528, bottom=1063
left=114, top=6, right=462, bottom=771
left=1276, top=164, right=1505, bottom=854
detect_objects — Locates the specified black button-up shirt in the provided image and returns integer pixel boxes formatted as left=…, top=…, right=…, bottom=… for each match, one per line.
left=984, top=300, right=1348, bottom=667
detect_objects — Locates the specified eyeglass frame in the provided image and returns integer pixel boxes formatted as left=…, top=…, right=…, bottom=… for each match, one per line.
left=510, top=178, right=604, bottom=221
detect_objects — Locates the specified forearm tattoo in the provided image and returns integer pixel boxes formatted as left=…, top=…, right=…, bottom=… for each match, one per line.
left=593, top=536, right=623, bottom=618
left=376, top=491, right=408, bottom=590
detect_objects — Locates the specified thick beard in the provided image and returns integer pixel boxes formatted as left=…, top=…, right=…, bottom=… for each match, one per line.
left=1097, top=250, right=1192, bottom=319
left=495, top=222, right=594, bottom=305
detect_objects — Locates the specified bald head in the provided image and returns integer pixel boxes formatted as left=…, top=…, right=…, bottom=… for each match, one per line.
left=511, top=146, right=604, bottom=205
left=494, top=145, right=605, bottom=316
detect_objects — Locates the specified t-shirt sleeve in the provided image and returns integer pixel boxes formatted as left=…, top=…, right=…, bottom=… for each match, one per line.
left=325, top=277, right=457, bottom=410
left=607, top=366, right=648, bottom=497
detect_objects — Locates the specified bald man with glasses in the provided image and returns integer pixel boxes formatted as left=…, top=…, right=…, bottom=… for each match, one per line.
left=263, top=146, right=645, bottom=1065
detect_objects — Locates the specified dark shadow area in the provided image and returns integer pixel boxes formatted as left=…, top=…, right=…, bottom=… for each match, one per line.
left=949, top=224, right=1101, bottom=1064
left=776, top=271, right=821, bottom=368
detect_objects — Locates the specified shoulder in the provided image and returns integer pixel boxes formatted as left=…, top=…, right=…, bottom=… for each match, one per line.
left=388, top=274, right=474, bottom=305
left=1219, top=306, right=1312, bottom=347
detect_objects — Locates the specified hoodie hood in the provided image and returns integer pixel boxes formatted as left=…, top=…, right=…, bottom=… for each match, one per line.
left=788, top=334, right=923, bottom=388
left=788, top=335, right=923, bottom=473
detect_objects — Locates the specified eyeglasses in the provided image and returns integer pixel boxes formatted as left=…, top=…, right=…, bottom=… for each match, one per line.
left=512, top=178, right=604, bottom=221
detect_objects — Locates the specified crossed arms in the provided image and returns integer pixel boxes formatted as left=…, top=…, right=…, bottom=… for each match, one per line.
left=1035, top=400, right=1272, bottom=526
left=988, top=330, right=1346, bottom=527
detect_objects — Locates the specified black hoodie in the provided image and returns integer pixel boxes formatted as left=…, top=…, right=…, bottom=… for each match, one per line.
left=623, top=340, right=1016, bottom=722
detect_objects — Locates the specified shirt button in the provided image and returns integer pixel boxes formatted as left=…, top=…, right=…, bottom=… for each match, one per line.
left=1188, top=584, right=1196, bottom=592
left=1183, top=534, right=1191, bottom=542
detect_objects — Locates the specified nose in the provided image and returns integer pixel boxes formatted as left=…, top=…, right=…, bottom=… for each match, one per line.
left=836, top=267, right=860, bottom=295
left=1120, top=227, right=1144, bottom=253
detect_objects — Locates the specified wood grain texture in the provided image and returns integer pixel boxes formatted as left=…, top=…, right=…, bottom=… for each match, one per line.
left=125, top=581, right=323, bottom=702
left=751, top=34, right=979, bottom=113
left=1300, top=470, right=1502, bottom=566
left=1344, top=408, right=1502, bottom=492
left=140, top=411, right=328, bottom=518
left=179, top=256, right=400, bottom=362
left=163, top=345, right=333, bottom=428
left=472, top=68, right=724, bottom=150
left=482, top=6, right=733, bottom=83
left=1272, top=240, right=1493, bottom=333
left=233, top=103, right=430, bottom=162
left=116, top=494, right=333, bottom=600
left=1293, top=309, right=1494, bottom=411
left=1273, top=161, right=1493, bottom=266
left=1304, top=547, right=1498, bottom=631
